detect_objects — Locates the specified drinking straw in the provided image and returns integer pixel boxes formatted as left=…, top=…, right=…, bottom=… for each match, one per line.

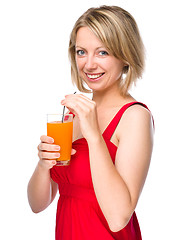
left=62, top=92, right=76, bottom=123
left=62, top=106, right=65, bottom=123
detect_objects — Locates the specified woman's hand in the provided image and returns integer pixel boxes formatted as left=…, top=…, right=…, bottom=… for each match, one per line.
left=38, top=135, right=76, bottom=170
left=61, top=94, right=101, bottom=142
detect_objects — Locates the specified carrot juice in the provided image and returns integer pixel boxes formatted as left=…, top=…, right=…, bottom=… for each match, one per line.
left=47, top=114, right=73, bottom=166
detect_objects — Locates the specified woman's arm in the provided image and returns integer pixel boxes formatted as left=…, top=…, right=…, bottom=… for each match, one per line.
left=27, top=136, right=59, bottom=213
left=27, top=163, right=58, bottom=213
left=88, top=105, right=153, bottom=232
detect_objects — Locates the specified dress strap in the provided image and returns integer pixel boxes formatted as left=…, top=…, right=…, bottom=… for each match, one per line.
left=102, top=102, right=149, bottom=140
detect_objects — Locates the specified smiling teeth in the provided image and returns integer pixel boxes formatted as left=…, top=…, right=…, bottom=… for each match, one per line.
left=87, top=73, right=103, bottom=79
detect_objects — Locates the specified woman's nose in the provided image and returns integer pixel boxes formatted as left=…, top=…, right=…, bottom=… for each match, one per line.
left=85, top=55, right=97, bottom=70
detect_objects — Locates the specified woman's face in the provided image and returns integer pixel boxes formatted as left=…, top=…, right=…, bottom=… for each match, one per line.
left=75, top=27, right=124, bottom=92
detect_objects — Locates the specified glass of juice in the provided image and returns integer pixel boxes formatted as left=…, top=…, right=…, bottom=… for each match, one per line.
left=47, top=114, right=73, bottom=166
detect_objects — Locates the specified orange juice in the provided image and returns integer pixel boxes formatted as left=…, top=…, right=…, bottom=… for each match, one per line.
left=47, top=114, right=73, bottom=166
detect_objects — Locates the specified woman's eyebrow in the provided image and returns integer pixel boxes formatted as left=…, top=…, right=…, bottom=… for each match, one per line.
left=75, top=46, right=86, bottom=50
left=75, top=46, right=106, bottom=50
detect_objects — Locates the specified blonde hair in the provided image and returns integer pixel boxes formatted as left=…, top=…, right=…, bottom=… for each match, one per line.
left=68, top=5, right=145, bottom=95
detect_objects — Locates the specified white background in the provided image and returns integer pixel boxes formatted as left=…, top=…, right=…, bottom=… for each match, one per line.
left=0, top=0, right=187, bottom=239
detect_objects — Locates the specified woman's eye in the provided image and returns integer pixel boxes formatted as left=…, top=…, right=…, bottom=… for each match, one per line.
left=76, top=50, right=85, bottom=56
left=99, top=51, right=108, bottom=56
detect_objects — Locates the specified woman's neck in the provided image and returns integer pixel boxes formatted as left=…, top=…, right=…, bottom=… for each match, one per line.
left=92, top=88, right=133, bottom=109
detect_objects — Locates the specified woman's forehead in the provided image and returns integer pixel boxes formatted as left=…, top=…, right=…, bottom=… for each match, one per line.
left=75, top=27, right=105, bottom=49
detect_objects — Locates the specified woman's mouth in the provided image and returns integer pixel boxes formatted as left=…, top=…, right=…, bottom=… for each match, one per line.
left=85, top=73, right=105, bottom=82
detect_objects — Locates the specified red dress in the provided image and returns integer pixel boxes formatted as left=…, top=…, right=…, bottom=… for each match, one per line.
left=50, top=102, right=148, bottom=240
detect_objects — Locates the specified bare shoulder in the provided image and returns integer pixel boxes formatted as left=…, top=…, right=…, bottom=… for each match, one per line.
left=131, top=103, right=152, bottom=120
left=116, top=103, right=154, bottom=140
left=123, top=103, right=152, bottom=124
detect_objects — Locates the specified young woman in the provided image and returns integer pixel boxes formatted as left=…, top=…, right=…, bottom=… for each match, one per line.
left=28, top=5, right=154, bottom=240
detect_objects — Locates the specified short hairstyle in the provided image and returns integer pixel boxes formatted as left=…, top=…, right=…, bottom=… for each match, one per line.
left=68, top=5, right=145, bottom=95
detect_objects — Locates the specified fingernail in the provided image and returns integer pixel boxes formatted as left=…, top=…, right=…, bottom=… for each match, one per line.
left=50, top=138, right=54, bottom=143
left=55, top=146, right=60, bottom=150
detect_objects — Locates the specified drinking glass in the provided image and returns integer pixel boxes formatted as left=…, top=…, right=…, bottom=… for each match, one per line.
left=47, top=114, right=73, bottom=166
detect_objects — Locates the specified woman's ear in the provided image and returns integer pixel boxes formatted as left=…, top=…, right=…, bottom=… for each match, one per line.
left=123, top=64, right=129, bottom=73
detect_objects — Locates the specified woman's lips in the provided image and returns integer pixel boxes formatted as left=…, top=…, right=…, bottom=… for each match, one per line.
left=85, top=73, right=105, bottom=82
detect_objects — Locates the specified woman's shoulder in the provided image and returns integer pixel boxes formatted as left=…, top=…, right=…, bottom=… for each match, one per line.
left=116, top=100, right=154, bottom=138
left=121, top=94, right=151, bottom=117
left=125, top=101, right=151, bottom=117
left=116, top=94, right=150, bottom=117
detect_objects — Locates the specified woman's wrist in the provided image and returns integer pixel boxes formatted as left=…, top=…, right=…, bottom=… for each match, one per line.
left=37, top=160, right=52, bottom=172
left=86, top=132, right=103, bottom=145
